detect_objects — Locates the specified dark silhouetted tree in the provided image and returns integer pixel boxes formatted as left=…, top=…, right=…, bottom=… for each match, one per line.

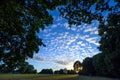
left=54, top=70, right=60, bottom=74
left=73, top=61, right=82, bottom=73
left=59, top=0, right=120, bottom=78
left=0, top=0, right=68, bottom=72
left=58, top=69, right=64, bottom=74
left=67, top=70, right=76, bottom=74
left=93, top=54, right=109, bottom=76
left=15, top=62, right=37, bottom=74
left=79, top=57, right=96, bottom=76
left=54, top=68, right=68, bottom=74
left=98, top=13, right=120, bottom=77
left=39, top=69, right=53, bottom=74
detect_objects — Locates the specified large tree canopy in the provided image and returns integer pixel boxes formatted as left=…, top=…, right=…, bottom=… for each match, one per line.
left=59, top=0, right=120, bottom=25
left=0, top=0, right=69, bottom=72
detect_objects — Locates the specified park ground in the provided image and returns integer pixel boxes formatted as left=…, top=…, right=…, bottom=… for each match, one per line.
left=0, top=74, right=119, bottom=80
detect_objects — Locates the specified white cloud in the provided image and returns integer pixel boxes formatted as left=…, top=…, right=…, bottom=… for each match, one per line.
left=90, top=30, right=98, bottom=35
left=77, top=41, right=82, bottom=45
left=84, top=27, right=97, bottom=33
left=51, top=24, right=57, bottom=28
left=67, top=38, right=76, bottom=45
left=86, top=37, right=100, bottom=46
left=81, top=43, right=86, bottom=46
left=64, top=23, right=69, bottom=28
left=71, top=27, right=77, bottom=31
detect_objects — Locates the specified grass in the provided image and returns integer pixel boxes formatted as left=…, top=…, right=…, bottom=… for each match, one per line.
left=0, top=74, right=77, bottom=80
left=0, top=74, right=119, bottom=80
left=68, top=75, right=119, bottom=80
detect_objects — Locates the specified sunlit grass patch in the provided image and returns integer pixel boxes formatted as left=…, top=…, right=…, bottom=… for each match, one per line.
left=0, top=74, right=119, bottom=80
left=0, top=74, right=78, bottom=80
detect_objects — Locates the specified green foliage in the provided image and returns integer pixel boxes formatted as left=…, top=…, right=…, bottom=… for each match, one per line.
left=67, top=70, right=76, bottom=74
left=0, top=0, right=53, bottom=72
left=59, top=0, right=120, bottom=78
left=0, top=0, right=69, bottom=72
left=16, top=62, right=37, bottom=74
left=39, top=69, right=53, bottom=74
left=54, top=68, right=72, bottom=74
left=92, top=53, right=109, bottom=76
left=73, top=61, right=82, bottom=73
left=104, top=52, right=120, bottom=77
left=98, top=13, right=120, bottom=77
left=54, top=69, right=65, bottom=74
left=59, top=0, right=119, bottom=25
left=79, top=57, right=95, bottom=76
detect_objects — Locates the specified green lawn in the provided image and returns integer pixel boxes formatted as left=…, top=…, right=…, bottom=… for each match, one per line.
left=0, top=74, right=119, bottom=80
left=68, top=76, right=119, bottom=80
left=0, top=74, right=77, bottom=80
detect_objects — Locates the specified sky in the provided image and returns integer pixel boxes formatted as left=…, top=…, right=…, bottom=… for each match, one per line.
left=27, top=9, right=100, bottom=72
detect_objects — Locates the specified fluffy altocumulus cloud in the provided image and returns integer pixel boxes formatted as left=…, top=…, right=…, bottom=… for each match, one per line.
left=34, top=14, right=100, bottom=70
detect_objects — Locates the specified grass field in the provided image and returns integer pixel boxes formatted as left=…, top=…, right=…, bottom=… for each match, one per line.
left=0, top=74, right=119, bottom=80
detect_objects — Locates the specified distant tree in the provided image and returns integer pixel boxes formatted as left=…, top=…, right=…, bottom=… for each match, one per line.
left=67, top=70, right=76, bottom=74
left=63, top=68, right=68, bottom=74
left=39, top=69, right=53, bottom=74
left=54, top=68, right=68, bottom=74
left=54, top=70, right=60, bottom=74
left=73, top=61, right=82, bottom=73
left=79, top=57, right=96, bottom=76
left=15, top=62, right=37, bottom=74
left=59, top=69, right=64, bottom=74
left=25, top=64, right=37, bottom=74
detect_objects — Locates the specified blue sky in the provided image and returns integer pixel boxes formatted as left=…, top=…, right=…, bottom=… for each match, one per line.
left=27, top=9, right=100, bottom=72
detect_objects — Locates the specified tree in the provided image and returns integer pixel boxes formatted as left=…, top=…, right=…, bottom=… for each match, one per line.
left=59, top=0, right=119, bottom=25
left=58, top=69, right=64, bottom=74
left=14, top=62, right=37, bottom=74
left=54, top=70, right=60, bottom=74
left=67, top=70, right=76, bottom=74
left=0, top=0, right=69, bottom=72
left=0, top=0, right=51, bottom=72
left=98, top=13, right=120, bottom=77
left=80, top=57, right=96, bottom=76
left=15, top=62, right=29, bottom=73
left=39, top=69, right=53, bottom=74
left=59, top=0, right=120, bottom=78
left=54, top=68, right=68, bottom=74
left=73, top=61, right=82, bottom=73
left=92, top=53, right=109, bottom=76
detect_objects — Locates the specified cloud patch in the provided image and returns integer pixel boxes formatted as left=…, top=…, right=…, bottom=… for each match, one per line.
left=38, top=16, right=100, bottom=70
left=33, top=54, right=72, bottom=65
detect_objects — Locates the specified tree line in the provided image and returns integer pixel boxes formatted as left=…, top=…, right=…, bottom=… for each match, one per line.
left=0, top=62, right=37, bottom=74
left=38, top=68, right=76, bottom=74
